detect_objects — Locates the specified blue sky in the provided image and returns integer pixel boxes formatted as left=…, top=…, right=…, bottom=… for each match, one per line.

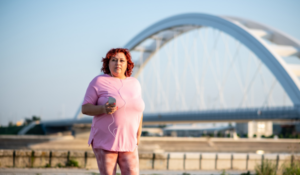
left=0, top=0, right=299, bottom=125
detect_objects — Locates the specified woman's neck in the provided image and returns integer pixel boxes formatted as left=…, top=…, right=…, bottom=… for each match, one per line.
left=110, top=73, right=126, bottom=79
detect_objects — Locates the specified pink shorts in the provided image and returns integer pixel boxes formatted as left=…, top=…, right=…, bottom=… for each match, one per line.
left=92, top=146, right=139, bottom=175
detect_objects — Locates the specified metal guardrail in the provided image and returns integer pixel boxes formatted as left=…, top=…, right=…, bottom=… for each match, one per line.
left=38, top=106, right=300, bottom=127
left=143, top=106, right=300, bottom=123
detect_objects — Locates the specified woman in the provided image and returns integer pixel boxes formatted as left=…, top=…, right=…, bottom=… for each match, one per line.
left=81, top=48, right=144, bottom=175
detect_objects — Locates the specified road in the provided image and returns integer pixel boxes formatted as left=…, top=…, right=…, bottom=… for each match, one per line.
left=0, top=168, right=252, bottom=175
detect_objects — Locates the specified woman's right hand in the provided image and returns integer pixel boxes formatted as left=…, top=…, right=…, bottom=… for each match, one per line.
left=104, top=102, right=118, bottom=114
left=82, top=103, right=118, bottom=116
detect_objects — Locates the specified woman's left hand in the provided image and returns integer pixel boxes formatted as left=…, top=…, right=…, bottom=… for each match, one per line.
left=137, top=137, right=140, bottom=145
left=137, top=114, right=143, bottom=145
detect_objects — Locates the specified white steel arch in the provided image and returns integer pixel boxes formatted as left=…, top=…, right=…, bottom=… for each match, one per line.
left=125, top=13, right=300, bottom=106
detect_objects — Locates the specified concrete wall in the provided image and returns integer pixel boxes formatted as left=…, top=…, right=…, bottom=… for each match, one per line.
left=0, top=149, right=295, bottom=171
left=201, top=153, right=216, bottom=170
left=168, top=153, right=184, bottom=170
left=248, top=153, right=262, bottom=170
left=0, top=149, right=13, bottom=168
left=86, top=151, right=97, bottom=169
left=139, top=153, right=153, bottom=169
left=153, top=153, right=167, bottom=170
left=232, top=153, right=247, bottom=170
left=15, top=150, right=32, bottom=168
left=185, top=153, right=200, bottom=170
left=217, top=153, right=231, bottom=170
left=32, top=150, right=50, bottom=167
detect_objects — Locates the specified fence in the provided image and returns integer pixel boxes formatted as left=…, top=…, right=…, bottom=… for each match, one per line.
left=0, top=149, right=294, bottom=171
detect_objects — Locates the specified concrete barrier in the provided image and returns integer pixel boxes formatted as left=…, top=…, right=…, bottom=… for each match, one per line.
left=217, top=153, right=231, bottom=170
left=153, top=153, right=168, bottom=170
left=139, top=153, right=153, bottom=169
left=201, top=153, right=216, bottom=170
left=86, top=150, right=97, bottom=169
left=0, top=149, right=13, bottom=167
left=69, top=151, right=85, bottom=168
left=185, top=153, right=200, bottom=170
left=232, top=153, right=247, bottom=170
left=51, top=150, right=68, bottom=167
left=15, top=150, right=32, bottom=168
left=32, top=150, right=50, bottom=167
left=278, top=154, right=291, bottom=169
left=168, top=153, right=184, bottom=170
left=248, top=153, right=262, bottom=170
left=264, top=154, right=278, bottom=167
left=0, top=149, right=296, bottom=171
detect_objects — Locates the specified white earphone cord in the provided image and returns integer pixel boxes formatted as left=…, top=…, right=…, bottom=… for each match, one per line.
left=108, top=79, right=127, bottom=137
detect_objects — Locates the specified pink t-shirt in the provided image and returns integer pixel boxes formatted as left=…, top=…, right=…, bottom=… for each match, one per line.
left=82, top=74, right=145, bottom=152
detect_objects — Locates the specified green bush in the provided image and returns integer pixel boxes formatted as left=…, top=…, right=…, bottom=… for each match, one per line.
left=66, top=159, right=79, bottom=167
left=56, top=163, right=63, bottom=168
left=255, top=159, right=276, bottom=175
left=240, top=171, right=251, bottom=175
left=283, top=166, right=300, bottom=175
left=221, top=170, right=229, bottom=175
left=282, top=161, right=300, bottom=175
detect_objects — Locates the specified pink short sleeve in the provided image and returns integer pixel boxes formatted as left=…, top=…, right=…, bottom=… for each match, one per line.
left=82, top=77, right=99, bottom=105
left=85, top=75, right=145, bottom=152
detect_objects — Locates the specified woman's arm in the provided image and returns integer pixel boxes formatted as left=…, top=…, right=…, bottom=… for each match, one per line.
left=82, top=103, right=117, bottom=116
left=137, top=114, right=143, bottom=145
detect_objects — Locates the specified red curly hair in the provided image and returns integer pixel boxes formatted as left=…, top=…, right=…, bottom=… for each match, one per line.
left=101, top=48, right=134, bottom=77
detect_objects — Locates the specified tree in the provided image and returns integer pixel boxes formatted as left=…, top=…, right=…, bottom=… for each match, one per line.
left=24, top=115, right=41, bottom=125
left=32, top=116, right=41, bottom=121
left=8, top=121, right=14, bottom=127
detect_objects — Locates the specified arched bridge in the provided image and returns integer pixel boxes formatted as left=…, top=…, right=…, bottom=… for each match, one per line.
left=121, top=13, right=300, bottom=124
left=29, top=13, right=300, bottom=131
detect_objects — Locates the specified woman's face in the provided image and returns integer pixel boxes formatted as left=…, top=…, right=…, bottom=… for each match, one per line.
left=109, top=52, right=127, bottom=78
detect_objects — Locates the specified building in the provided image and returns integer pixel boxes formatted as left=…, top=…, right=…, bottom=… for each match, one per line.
left=236, top=121, right=273, bottom=138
